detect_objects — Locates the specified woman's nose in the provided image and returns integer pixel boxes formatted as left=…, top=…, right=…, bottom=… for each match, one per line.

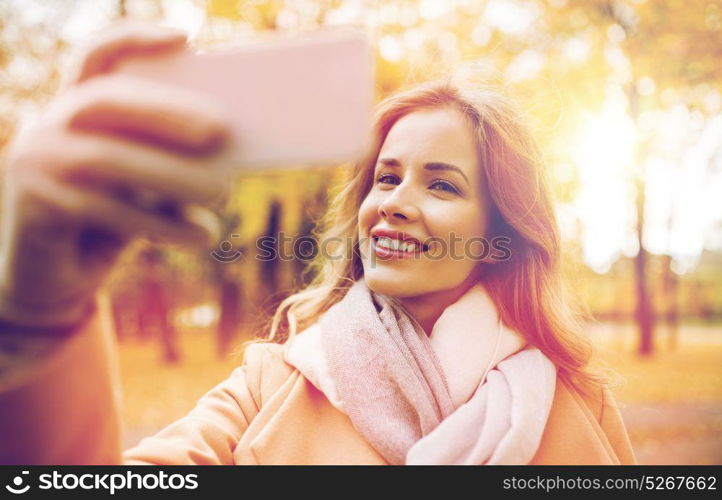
left=378, top=185, right=420, bottom=221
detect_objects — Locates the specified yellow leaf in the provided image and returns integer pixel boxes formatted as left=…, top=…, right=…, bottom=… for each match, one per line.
left=207, top=0, right=243, bottom=20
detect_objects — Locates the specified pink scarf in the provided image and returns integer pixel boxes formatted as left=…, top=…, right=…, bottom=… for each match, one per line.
left=283, top=278, right=557, bottom=465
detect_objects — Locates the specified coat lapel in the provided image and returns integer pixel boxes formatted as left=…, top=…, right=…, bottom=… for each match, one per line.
left=235, top=373, right=387, bottom=465
left=530, top=380, right=620, bottom=465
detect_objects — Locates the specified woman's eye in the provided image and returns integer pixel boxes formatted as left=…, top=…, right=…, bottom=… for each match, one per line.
left=376, top=173, right=399, bottom=185
left=430, top=180, right=459, bottom=194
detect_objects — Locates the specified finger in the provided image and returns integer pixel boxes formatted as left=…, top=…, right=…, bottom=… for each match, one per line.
left=24, top=171, right=220, bottom=248
left=63, top=74, right=229, bottom=155
left=49, top=130, right=231, bottom=208
left=64, top=23, right=186, bottom=87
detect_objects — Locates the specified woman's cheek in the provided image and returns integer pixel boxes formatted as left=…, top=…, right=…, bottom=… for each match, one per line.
left=358, top=193, right=381, bottom=230
left=423, top=206, right=481, bottom=258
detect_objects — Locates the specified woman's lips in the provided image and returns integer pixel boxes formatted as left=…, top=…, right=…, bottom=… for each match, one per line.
left=371, top=236, right=427, bottom=260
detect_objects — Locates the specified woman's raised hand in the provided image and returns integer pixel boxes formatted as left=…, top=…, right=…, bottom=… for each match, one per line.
left=0, top=24, right=233, bottom=329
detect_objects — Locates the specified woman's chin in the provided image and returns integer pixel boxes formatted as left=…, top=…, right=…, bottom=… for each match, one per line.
left=364, top=272, right=420, bottom=298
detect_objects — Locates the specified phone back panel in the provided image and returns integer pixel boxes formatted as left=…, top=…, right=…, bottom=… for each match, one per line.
left=116, top=30, right=374, bottom=170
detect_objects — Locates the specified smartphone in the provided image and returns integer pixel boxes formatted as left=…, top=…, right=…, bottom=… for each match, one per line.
left=114, top=29, right=375, bottom=170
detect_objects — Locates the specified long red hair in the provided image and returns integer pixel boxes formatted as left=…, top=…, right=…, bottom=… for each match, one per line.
left=258, top=74, right=609, bottom=398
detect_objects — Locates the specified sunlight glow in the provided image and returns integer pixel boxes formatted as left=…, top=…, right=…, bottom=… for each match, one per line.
left=484, top=0, right=538, bottom=35
left=174, top=304, right=219, bottom=329
left=379, top=34, right=405, bottom=62
left=572, top=101, right=638, bottom=272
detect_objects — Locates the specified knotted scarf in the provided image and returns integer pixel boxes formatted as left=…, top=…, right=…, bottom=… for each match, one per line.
left=284, top=278, right=557, bottom=464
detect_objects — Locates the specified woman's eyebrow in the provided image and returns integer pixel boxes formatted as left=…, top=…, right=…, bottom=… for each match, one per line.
left=377, top=157, right=470, bottom=186
left=378, top=157, right=401, bottom=167
left=425, top=162, right=469, bottom=186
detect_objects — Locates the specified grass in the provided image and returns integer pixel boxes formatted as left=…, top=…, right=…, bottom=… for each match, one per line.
left=588, top=322, right=722, bottom=404
left=117, top=327, right=246, bottom=443
left=588, top=322, right=722, bottom=464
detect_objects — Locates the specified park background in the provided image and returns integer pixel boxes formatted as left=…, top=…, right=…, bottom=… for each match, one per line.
left=1, top=0, right=720, bottom=464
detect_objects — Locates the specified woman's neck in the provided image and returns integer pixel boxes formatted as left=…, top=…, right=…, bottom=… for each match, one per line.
left=398, top=272, right=480, bottom=335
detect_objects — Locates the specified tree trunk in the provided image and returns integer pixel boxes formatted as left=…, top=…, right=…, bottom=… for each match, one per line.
left=662, top=255, right=679, bottom=351
left=634, top=185, right=654, bottom=356
left=629, top=85, right=655, bottom=357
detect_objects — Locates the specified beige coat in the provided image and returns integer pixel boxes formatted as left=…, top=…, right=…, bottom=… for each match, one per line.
left=0, top=296, right=637, bottom=465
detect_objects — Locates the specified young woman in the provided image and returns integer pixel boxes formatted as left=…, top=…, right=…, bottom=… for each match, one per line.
left=0, top=25, right=636, bottom=465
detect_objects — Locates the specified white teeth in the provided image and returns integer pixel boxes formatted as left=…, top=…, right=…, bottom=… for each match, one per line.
left=377, top=237, right=389, bottom=249
left=376, top=236, right=419, bottom=253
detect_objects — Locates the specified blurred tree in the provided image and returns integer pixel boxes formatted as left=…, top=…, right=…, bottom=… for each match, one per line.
left=210, top=212, right=247, bottom=356
left=594, top=0, right=722, bottom=356
left=1, top=0, right=721, bottom=355
left=258, top=198, right=283, bottom=314
left=137, top=246, right=181, bottom=363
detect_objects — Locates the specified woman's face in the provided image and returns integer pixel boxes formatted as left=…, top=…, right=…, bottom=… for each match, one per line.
left=357, top=106, right=491, bottom=298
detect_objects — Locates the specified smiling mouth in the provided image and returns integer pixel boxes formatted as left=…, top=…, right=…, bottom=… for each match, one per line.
left=371, top=236, right=430, bottom=254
